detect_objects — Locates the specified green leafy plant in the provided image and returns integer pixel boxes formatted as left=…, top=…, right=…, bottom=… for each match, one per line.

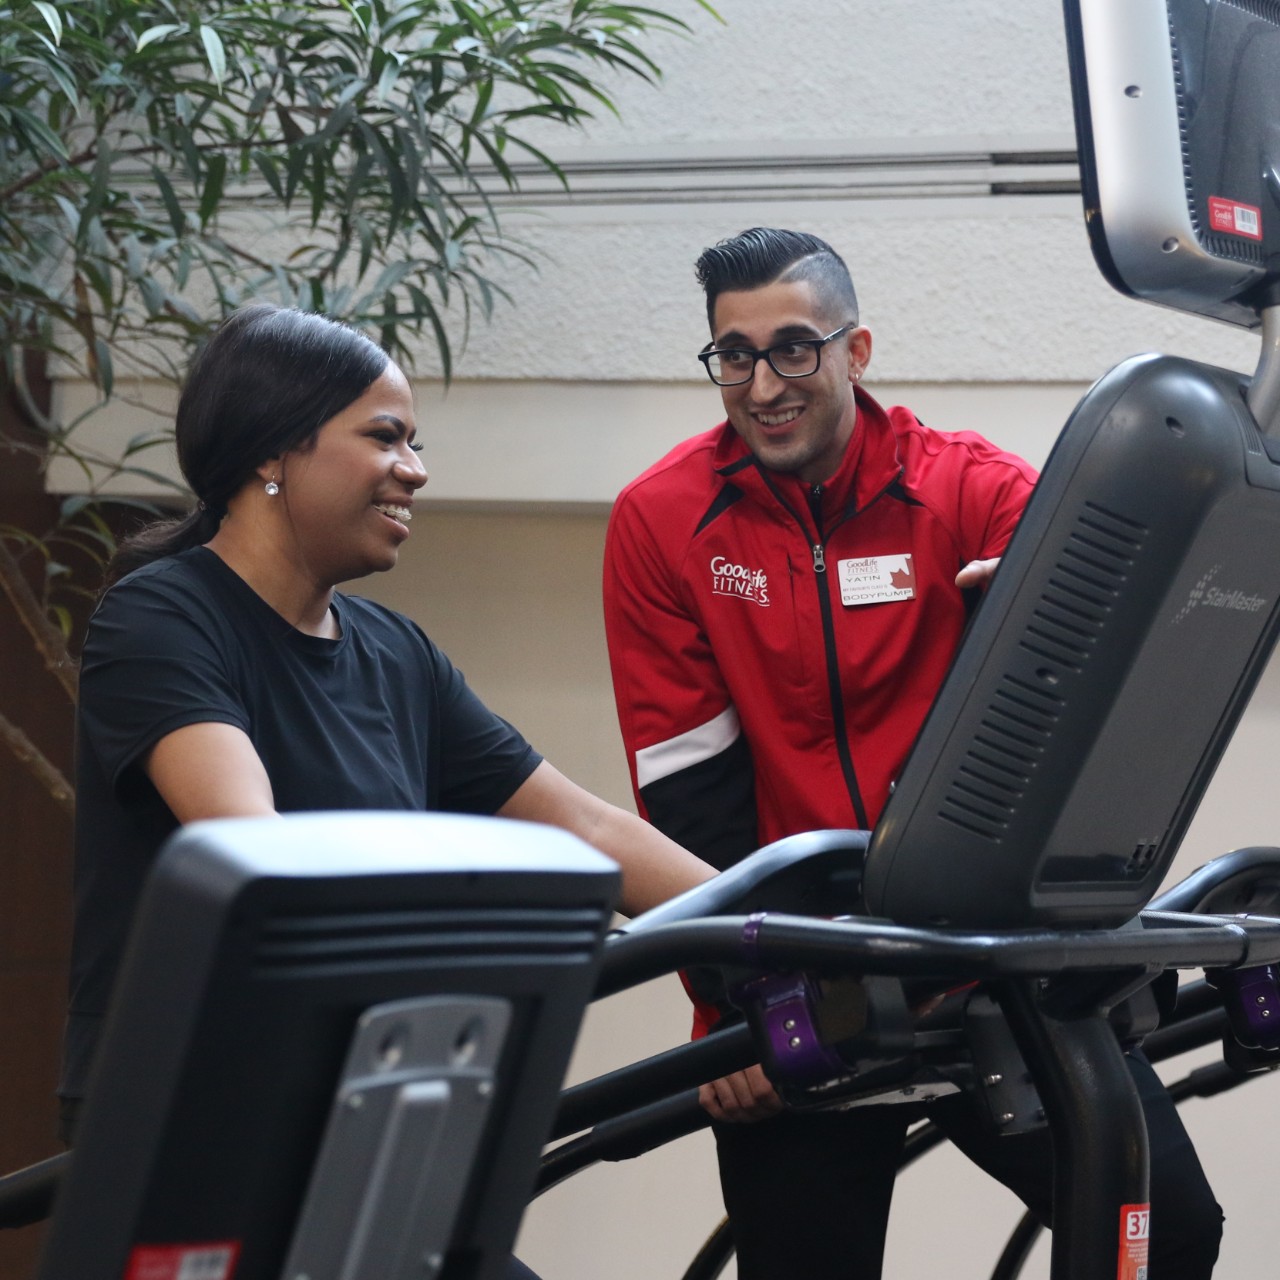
left=0, top=0, right=716, bottom=813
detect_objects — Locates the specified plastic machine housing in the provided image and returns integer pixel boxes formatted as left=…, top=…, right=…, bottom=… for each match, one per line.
left=863, top=354, right=1280, bottom=928
left=36, top=812, right=620, bottom=1280
left=1063, top=0, right=1280, bottom=331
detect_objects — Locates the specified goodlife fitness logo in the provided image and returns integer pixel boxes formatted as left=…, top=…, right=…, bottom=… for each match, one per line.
left=1173, top=564, right=1268, bottom=624
left=710, top=555, right=770, bottom=606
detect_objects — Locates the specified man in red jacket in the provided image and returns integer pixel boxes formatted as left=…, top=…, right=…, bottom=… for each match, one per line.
left=603, top=227, right=1221, bottom=1278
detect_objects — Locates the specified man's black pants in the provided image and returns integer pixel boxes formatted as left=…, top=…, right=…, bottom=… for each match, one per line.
left=714, top=1051, right=1222, bottom=1279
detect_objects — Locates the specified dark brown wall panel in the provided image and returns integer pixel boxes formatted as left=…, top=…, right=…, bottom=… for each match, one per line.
left=0, top=394, right=75, bottom=1280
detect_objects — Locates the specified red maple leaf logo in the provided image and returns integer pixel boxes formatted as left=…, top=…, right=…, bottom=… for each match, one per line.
left=889, top=562, right=915, bottom=591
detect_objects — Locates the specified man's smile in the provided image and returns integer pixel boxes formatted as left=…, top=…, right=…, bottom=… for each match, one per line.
left=753, top=407, right=804, bottom=427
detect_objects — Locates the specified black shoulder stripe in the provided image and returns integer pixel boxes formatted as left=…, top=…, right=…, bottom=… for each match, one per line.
left=695, top=483, right=745, bottom=535
left=885, top=476, right=924, bottom=507
left=717, top=454, right=756, bottom=477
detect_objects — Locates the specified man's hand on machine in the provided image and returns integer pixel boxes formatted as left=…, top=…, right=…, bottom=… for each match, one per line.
left=955, top=557, right=1001, bottom=590
left=699, top=1065, right=785, bottom=1124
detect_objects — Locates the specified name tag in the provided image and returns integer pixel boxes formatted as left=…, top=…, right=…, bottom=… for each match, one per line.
left=837, top=554, right=916, bottom=607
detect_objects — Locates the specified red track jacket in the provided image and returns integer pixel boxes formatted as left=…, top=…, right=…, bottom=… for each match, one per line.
left=604, top=387, right=1038, bottom=877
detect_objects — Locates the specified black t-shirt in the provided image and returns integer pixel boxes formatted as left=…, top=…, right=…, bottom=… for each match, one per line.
left=62, top=546, right=541, bottom=1100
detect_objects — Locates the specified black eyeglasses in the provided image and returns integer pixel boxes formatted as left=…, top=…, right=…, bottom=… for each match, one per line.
left=697, top=325, right=853, bottom=386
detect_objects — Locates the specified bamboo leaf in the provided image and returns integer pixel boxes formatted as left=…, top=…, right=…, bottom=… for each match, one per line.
left=138, top=273, right=166, bottom=315
left=124, top=430, right=172, bottom=455
left=40, top=56, right=80, bottom=110
left=335, top=0, right=369, bottom=35
left=136, top=23, right=181, bottom=52
left=59, top=495, right=91, bottom=521
left=469, top=74, right=494, bottom=128
left=199, top=25, right=228, bottom=90
left=199, top=153, right=227, bottom=229
left=315, top=98, right=357, bottom=143
left=80, top=140, right=114, bottom=244
left=52, top=195, right=80, bottom=237
left=94, top=339, right=114, bottom=398
left=166, top=293, right=202, bottom=324
left=151, top=166, right=185, bottom=236
left=0, top=526, right=51, bottom=557
left=423, top=297, right=453, bottom=384
left=354, top=213, right=374, bottom=278
left=32, top=1, right=62, bottom=45
left=252, top=150, right=285, bottom=200
left=309, top=150, right=325, bottom=227
left=375, top=51, right=403, bottom=103
left=9, top=105, right=69, bottom=161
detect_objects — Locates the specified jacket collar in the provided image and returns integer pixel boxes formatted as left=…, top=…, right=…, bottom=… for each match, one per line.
left=711, top=386, right=904, bottom=526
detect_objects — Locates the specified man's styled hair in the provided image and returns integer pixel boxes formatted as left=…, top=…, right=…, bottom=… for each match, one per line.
left=695, top=228, right=859, bottom=332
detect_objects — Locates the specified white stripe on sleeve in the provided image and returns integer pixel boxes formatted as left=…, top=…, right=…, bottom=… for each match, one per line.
left=634, top=705, right=741, bottom=789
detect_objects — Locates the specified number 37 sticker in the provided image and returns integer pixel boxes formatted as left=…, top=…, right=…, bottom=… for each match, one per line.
left=1117, top=1204, right=1149, bottom=1280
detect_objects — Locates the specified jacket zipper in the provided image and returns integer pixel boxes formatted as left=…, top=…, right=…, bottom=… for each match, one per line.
left=808, top=485, right=870, bottom=830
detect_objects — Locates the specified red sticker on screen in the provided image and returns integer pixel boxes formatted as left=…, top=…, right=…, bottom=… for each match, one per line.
left=1116, top=1203, right=1150, bottom=1280
left=1208, top=196, right=1262, bottom=241
left=125, top=1242, right=240, bottom=1280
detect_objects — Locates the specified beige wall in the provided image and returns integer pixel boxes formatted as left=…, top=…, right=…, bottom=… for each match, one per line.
left=358, top=476, right=1280, bottom=1279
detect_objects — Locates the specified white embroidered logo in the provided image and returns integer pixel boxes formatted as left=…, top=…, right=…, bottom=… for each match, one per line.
left=710, top=555, right=770, bottom=606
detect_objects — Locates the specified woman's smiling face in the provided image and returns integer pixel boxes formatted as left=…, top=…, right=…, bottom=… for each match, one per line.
left=273, top=363, right=428, bottom=585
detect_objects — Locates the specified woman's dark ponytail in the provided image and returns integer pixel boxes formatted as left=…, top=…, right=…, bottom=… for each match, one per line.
left=105, top=304, right=388, bottom=584
left=107, top=506, right=223, bottom=585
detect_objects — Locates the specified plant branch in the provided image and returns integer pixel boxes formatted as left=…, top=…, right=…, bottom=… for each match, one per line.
left=0, top=708, right=75, bottom=817
left=0, top=539, right=78, bottom=704
left=0, top=142, right=100, bottom=206
left=11, top=357, right=58, bottom=436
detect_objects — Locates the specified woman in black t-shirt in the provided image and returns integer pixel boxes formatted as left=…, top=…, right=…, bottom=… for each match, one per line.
left=64, top=307, right=716, bottom=1201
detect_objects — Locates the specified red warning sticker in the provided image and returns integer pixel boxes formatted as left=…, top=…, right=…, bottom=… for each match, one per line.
left=125, top=1242, right=240, bottom=1280
left=1208, top=195, right=1262, bottom=241
left=1116, top=1203, right=1150, bottom=1280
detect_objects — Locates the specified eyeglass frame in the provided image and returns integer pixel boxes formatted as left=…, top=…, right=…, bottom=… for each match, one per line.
left=696, top=325, right=856, bottom=387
